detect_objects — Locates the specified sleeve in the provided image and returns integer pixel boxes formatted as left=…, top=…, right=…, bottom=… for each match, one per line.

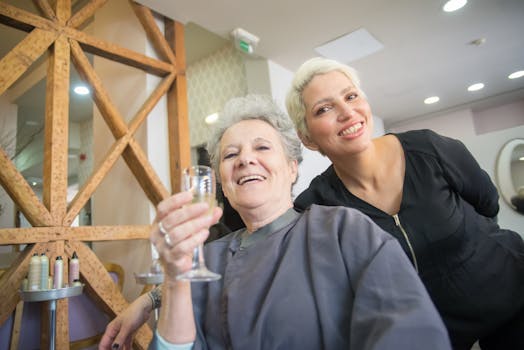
left=428, top=130, right=499, bottom=218
left=148, top=330, right=194, bottom=350
left=349, top=237, right=452, bottom=350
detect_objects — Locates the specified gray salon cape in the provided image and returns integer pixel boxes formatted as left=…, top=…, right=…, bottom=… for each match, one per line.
left=189, top=205, right=451, bottom=350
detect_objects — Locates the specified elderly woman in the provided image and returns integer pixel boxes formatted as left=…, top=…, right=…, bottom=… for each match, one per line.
left=114, top=94, right=450, bottom=350
left=286, top=57, right=524, bottom=350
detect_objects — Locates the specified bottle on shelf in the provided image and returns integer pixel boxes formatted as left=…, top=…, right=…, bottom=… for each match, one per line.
left=28, top=253, right=41, bottom=291
left=53, top=256, right=63, bottom=289
left=69, top=251, right=79, bottom=285
left=40, top=253, right=49, bottom=290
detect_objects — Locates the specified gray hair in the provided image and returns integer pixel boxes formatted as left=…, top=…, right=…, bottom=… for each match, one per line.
left=206, top=94, right=303, bottom=174
left=286, top=57, right=364, bottom=138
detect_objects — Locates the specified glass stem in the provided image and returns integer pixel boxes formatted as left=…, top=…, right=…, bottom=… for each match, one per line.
left=193, top=245, right=205, bottom=269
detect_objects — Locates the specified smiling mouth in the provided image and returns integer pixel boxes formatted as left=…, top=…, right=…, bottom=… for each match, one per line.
left=237, top=175, right=266, bottom=185
left=339, top=122, right=363, bottom=136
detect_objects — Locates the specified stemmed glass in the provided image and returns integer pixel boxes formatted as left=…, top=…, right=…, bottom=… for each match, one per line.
left=176, top=165, right=221, bottom=282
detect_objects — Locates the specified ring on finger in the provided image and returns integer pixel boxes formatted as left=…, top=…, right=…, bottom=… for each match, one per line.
left=158, top=221, right=168, bottom=236
left=164, top=234, right=173, bottom=247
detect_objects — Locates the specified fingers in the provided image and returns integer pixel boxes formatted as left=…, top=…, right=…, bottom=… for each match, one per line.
left=151, top=192, right=223, bottom=277
left=152, top=197, right=222, bottom=249
left=155, top=191, right=193, bottom=222
left=99, top=320, right=121, bottom=349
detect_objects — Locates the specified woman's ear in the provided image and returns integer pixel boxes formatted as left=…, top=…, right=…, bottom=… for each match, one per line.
left=289, top=159, right=299, bottom=184
left=298, top=131, right=320, bottom=152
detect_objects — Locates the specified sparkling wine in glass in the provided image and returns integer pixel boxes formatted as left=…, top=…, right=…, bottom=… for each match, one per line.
left=176, top=165, right=221, bottom=282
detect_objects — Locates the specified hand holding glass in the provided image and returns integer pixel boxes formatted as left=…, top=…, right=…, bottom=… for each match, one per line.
left=176, top=165, right=221, bottom=282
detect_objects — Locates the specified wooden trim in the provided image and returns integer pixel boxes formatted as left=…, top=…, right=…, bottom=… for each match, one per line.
left=130, top=1, right=176, bottom=64
left=0, top=28, right=58, bottom=96
left=67, top=27, right=174, bottom=76
left=128, top=73, right=176, bottom=134
left=0, top=225, right=151, bottom=244
left=0, top=148, right=53, bottom=226
left=54, top=0, right=71, bottom=25
left=124, top=139, right=170, bottom=205
left=0, top=2, right=188, bottom=348
left=166, top=20, right=190, bottom=193
left=64, top=137, right=130, bottom=225
left=9, top=301, right=24, bottom=350
left=33, top=0, right=57, bottom=21
left=43, top=34, right=70, bottom=225
left=0, top=2, right=57, bottom=32
left=67, top=0, right=109, bottom=29
left=0, top=243, right=47, bottom=324
left=70, top=39, right=129, bottom=137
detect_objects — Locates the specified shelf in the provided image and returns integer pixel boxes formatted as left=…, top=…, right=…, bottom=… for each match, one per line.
left=20, top=285, right=84, bottom=303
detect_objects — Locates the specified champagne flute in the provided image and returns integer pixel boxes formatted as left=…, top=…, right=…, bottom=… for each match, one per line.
left=176, top=165, right=221, bottom=282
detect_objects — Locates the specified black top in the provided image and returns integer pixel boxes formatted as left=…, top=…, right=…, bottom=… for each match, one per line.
left=294, top=129, right=524, bottom=342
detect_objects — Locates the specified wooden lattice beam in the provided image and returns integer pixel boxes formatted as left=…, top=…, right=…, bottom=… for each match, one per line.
left=0, top=0, right=190, bottom=348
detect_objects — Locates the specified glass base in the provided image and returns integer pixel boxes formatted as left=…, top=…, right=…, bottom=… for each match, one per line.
left=176, top=268, right=221, bottom=282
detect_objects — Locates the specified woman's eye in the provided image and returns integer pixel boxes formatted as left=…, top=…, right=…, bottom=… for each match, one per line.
left=256, top=145, right=270, bottom=151
left=223, top=153, right=236, bottom=160
left=346, top=93, right=357, bottom=101
left=315, top=106, right=330, bottom=116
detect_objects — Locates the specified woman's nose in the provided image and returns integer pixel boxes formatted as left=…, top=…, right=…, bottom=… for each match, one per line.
left=337, top=102, right=354, bottom=121
left=237, top=150, right=255, bottom=166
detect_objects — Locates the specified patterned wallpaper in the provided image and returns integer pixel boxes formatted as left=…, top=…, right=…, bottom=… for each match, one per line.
left=187, top=44, right=248, bottom=147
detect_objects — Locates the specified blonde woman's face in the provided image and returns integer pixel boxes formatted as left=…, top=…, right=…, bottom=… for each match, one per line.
left=301, top=71, right=374, bottom=159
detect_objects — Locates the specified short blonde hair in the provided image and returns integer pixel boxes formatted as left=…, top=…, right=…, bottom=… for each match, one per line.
left=286, top=57, right=363, bottom=138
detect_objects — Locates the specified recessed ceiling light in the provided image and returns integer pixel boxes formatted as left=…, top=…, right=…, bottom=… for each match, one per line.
left=205, top=113, right=219, bottom=125
left=424, top=96, right=440, bottom=105
left=443, top=0, right=467, bottom=12
left=520, top=156, right=524, bottom=161
left=508, top=70, right=524, bottom=79
left=73, top=85, right=90, bottom=95
left=314, top=28, right=384, bottom=63
left=467, top=83, right=484, bottom=91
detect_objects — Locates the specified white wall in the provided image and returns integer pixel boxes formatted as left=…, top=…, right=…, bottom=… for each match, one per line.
left=388, top=102, right=524, bottom=235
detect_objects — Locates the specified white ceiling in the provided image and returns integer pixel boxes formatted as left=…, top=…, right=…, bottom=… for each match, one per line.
left=139, top=0, right=524, bottom=127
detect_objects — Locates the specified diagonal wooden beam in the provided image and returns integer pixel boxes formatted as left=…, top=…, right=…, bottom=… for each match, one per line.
left=0, top=27, right=58, bottom=96
left=70, top=38, right=129, bottom=137
left=65, top=73, right=175, bottom=224
left=67, top=0, right=109, bottom=29
left=0, top=243, right=49, bottom=324
left=129, top=1, right=176, bottom=64
left=42, top=34, right=70, bottom=225
left=65, top=241, right=154, bottom=350
left=33, top=0, right=57, bottom=21
left=128, top=72, right=176, bottom=134
left=64, top=136, right=130, bottom=225
left=67, top=27, right=174, bottom=77
left=0, top=148, right=53, bottom=226
left=123, top=139, right=170, bottom=205
left=0, top=1, right=57, bottom=32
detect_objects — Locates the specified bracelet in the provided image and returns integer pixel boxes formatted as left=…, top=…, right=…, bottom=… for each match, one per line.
left=148, top=287, right=162, bottom=310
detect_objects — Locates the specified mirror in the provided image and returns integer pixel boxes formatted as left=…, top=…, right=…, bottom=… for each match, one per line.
left=496, top=139, right=524, bottom=214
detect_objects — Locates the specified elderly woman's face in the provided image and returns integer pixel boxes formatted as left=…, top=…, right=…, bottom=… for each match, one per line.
left=301, top=70, right=374, bottom=158
left=218, top=119, right=297, bottom=214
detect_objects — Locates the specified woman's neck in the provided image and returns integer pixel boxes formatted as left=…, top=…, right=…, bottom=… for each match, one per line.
left=239, top=201, right=293, bottom=233
left=331, top=138, right=384, bottom=190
